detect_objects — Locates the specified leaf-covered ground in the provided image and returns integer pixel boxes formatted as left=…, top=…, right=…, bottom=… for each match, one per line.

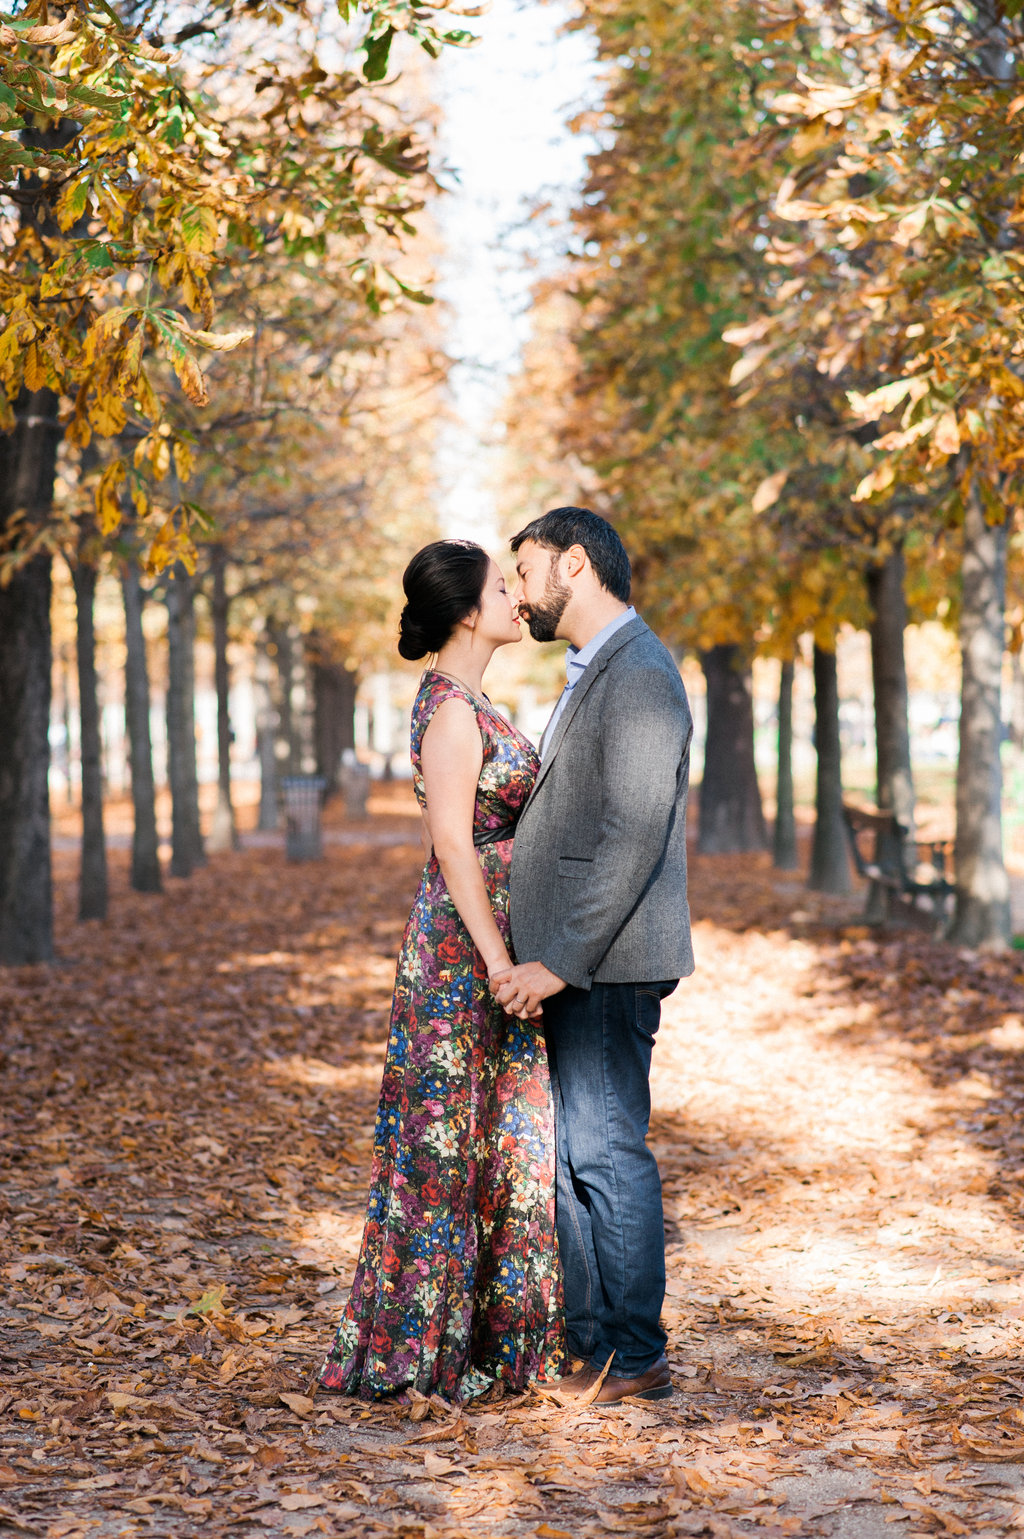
left=4, top=786, right=1024, bottom=1539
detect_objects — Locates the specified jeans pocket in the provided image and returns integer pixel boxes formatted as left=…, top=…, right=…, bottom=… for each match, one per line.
left=633, top=986, right=662, bottom=1044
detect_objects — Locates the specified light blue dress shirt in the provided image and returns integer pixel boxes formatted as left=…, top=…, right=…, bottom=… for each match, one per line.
left=539, top=606, right=636, bottom=760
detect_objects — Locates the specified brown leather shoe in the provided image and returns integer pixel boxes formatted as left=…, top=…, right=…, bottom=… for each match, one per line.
left=555, top=1355, right=672, bottom=1405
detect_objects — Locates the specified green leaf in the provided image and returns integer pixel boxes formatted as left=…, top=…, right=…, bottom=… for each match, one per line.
left=362, top=25, right=394, bottom=82
left=67, top=83, right=129, bottom=112
left=186, top=1286, right=227, bottom=1317
left=84, top=244, right=115, bottom=271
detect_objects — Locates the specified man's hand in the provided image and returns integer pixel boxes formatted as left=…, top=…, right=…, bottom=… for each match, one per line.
left=492, top=961, right=567, bottom=1019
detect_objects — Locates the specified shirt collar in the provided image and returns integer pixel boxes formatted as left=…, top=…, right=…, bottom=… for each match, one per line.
left=565, top=606, right=636, bottom=686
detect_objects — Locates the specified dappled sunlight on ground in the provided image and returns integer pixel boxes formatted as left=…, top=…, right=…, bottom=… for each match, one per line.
left=3, top=813, right=1024, bottom=1536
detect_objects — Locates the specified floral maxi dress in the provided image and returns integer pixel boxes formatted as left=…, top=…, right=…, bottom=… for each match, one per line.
left=319, top=672, right=566, bottom=1401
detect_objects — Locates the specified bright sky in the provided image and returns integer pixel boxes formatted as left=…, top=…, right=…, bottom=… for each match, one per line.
left=433, top=0, right=597, bottom=542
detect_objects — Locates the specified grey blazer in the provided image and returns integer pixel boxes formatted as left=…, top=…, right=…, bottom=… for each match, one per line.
left=509, top=615, right=694, bottom=990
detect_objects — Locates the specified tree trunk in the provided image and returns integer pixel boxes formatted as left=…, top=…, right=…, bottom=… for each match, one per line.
left=0, top=551, right=54, bottom=965
left=1007, top=646, right=1024, bottom=753
left=809, top=642, right=851, bottom=895
left=865, top=545, right=915, bottom=922
left=208, top=546, right=238, bottom=853
left=268, top=617, right=302, bottom=775
left=165, top=563, right=205, bottom=877
left=698, top=643, right=767, bottom=853
left=773, top=657, right=798, bottom=871
left=255, top=632, right=278, bottom=831
left=122, top=561, right=162, bottom=893
left=948, top=492, right=1011, bottom=947
left=0, top=124, right=79, bottom=963
left=312, top=650, right=357, bottom=797
left=71, top=554, right=108, bottom=921
left=0, top=388, right=60, bottom=965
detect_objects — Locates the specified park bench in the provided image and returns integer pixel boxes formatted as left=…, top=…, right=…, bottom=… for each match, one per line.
left=841, top=803, right=956, bottom=929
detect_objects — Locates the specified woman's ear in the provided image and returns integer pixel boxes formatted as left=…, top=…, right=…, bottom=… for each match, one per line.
left=458, top=607, right=479, bottom=631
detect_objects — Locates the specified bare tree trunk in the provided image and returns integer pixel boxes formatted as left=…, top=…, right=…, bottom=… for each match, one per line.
left=0, top=549, right=54, bottom=964
left=1007, top=646, right=1024, bottom=752
left=948, top=493, right=1011, bottom=948
left=698, top=643, right=767, bottom=853
left=267, top=617, right=302, bottom=776
left=122, top=561, right=162, bottom=892
left=166, top=563, right=205, bottom=877
left=208, top=546, right=237, bottom=853
left=809, top=642, right=851, bottom=895
left=865, top=545, right=915, bottom=922
left=311, top=646, right=357, bottom=797
left=0, top=390, right=59, bottom=965
left=255, top=632, right=278, bottom=831
left=71, top=551, right=108, bottom=921
left=773, top=657, right=798, bottom=871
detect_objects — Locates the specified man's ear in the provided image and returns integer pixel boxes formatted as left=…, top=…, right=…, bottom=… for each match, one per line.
left=564, top=544, right=588, bottom=580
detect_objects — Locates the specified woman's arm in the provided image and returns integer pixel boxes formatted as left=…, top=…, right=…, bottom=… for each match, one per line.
left=420, top=696, right=513, bottom=980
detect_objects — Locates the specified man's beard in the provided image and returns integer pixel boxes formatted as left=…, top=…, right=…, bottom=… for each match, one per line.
left=520, top=572, right=571, bottom=642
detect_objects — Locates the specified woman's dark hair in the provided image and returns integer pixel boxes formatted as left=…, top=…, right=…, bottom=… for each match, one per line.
left=397, top=539, right=491, bottom=661
left=510, top=506, right=631, bottom=602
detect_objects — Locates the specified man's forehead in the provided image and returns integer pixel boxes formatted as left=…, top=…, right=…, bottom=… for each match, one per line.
left=516, top=538, right=548, bottom=569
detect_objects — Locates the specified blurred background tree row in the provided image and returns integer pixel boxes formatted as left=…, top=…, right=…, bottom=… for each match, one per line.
left=502, top=0, right=1024, bottom=948
left=1, top=0, right=463, bottom=961
left=3, top=0, right=1024, bottom=967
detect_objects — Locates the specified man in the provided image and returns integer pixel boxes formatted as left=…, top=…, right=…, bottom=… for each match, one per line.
left=493, top=506, right=693, bottom=1405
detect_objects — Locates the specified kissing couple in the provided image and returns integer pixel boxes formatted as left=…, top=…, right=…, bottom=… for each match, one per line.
left=318, top=507, right=694, bottom=1406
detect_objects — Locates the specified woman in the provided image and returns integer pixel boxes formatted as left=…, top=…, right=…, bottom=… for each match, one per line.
left=318, top=539, right=565, bottom=1402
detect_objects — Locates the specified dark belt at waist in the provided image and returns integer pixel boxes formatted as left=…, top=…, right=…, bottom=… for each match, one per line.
left=473, top=822, right=518, bottom=847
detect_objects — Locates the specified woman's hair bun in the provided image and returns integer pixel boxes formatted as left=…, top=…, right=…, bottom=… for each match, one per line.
left=398, top=540, right=490, bottom=662
left=397, top=603, right=435, bottom=662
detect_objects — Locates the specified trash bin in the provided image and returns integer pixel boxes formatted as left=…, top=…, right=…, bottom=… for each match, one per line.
left=281, top=776, right=326, bottom=861
left=339, top=750, right=371, bottom=820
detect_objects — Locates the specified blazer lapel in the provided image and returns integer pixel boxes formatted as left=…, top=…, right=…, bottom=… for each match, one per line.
left=528, top=616, right=647, bottom=799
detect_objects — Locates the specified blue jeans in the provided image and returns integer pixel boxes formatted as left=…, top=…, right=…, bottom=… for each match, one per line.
left=543, top=980, right=676, bottom=1377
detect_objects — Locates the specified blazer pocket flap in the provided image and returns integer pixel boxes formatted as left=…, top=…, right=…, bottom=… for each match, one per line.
left=558, top=856, right=593, bottom=879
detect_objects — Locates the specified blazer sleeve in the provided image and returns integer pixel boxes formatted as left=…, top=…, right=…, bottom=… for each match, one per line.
left=536, top=662, right=691, bottom=990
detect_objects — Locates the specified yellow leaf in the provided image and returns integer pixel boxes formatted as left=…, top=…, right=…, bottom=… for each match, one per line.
left=56, top=175, right=91, bottom=233
left=171, top=350, right=208, bottom=406
left=23, top=341, right=46, bottom=392
left=134, top=368, right=161, bottom=424
left=1008, top=93, right=1024, bottom=120
left=96, top=460, right=127, bottom=536
left=279, top=1392, right=316, bottom=1417
left=88, top=390, right=127, bottom=438
left=65, top=414, right=92, bottom=450
left=932, top=410, right=960, bottom=456
left=852, top=462, right=896, bottom=502
left=752, top=469, right=788, bottom=514
left=173, top=440, right=194, bottom=483
left=178, top=327, right=253, bottom=354
left=181, top=204, right=218, bottom=255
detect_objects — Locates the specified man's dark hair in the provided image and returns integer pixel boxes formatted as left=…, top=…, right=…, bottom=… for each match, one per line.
left=510, top=507, right=631, bottom=602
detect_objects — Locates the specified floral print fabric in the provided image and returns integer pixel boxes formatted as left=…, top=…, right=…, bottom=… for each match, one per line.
left=319, top=672, right=565, bottom=1402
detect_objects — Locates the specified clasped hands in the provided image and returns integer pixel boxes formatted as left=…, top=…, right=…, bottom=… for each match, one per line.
left=489, top=961, right=566, bottom=1020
